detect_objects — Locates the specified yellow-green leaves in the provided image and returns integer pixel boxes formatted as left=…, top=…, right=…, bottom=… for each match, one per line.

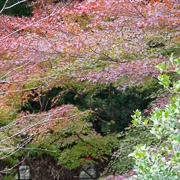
left=158, top=74, right=170, bottom=88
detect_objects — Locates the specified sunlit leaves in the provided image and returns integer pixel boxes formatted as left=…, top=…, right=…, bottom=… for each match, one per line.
left=158, top=74, right=171, bottom=87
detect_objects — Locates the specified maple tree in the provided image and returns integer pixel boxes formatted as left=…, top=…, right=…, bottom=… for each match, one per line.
left=0, top=0, right=179, bottom=178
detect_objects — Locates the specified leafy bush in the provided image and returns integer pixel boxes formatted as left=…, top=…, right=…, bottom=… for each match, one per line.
left=128, top=55, right=180, bottom=179
left=103, top=126, right=157, bottom=175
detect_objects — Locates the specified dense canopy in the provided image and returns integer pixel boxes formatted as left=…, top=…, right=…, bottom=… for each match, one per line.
left=0, top=0, right=179, bottom=179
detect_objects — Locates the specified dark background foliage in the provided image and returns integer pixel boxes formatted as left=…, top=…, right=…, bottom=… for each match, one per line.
left=0, top=0, right=32, bottom=16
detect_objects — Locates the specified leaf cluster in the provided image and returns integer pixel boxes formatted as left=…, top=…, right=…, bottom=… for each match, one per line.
left=128, top=56, right=180, bottom=179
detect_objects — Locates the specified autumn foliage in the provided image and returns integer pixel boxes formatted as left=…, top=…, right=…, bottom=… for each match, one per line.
left=0, top=0, right=179, bottom=178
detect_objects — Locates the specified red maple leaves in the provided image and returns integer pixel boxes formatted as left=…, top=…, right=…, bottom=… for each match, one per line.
left=0, top=0, right=179, bottom=151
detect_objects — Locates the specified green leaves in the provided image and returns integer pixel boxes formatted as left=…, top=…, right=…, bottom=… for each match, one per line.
left=158, top=74, right=170, bottom=88
left=156, top=62, right=167, bottom=73
left=131, top=110, right=141, bottom=125
left=58, top=134, right=119, bottom=169
left=127, top=56, right=180, bottom=179
left=175, top=68, right=180, bottom=75
left=105, top=126, right=157, bottom=175
left=156, top=55, right=180, bottom=94
left=173, top=57, right=180, bottom=66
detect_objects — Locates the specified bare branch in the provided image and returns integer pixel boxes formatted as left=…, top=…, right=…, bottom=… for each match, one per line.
left=0, top=0, right=9, bottom=14
left=4, top=0, right=27, bottom=10
left=0, top=0, right=74, bottom=41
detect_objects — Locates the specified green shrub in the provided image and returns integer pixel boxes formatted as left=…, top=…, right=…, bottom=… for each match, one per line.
left=128, top=55, right=180, bottom=179
left=104, top=126, right=157, bottom=175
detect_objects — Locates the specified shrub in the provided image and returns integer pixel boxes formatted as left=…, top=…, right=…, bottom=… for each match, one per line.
left=128, top=55, right=180, bottom=179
